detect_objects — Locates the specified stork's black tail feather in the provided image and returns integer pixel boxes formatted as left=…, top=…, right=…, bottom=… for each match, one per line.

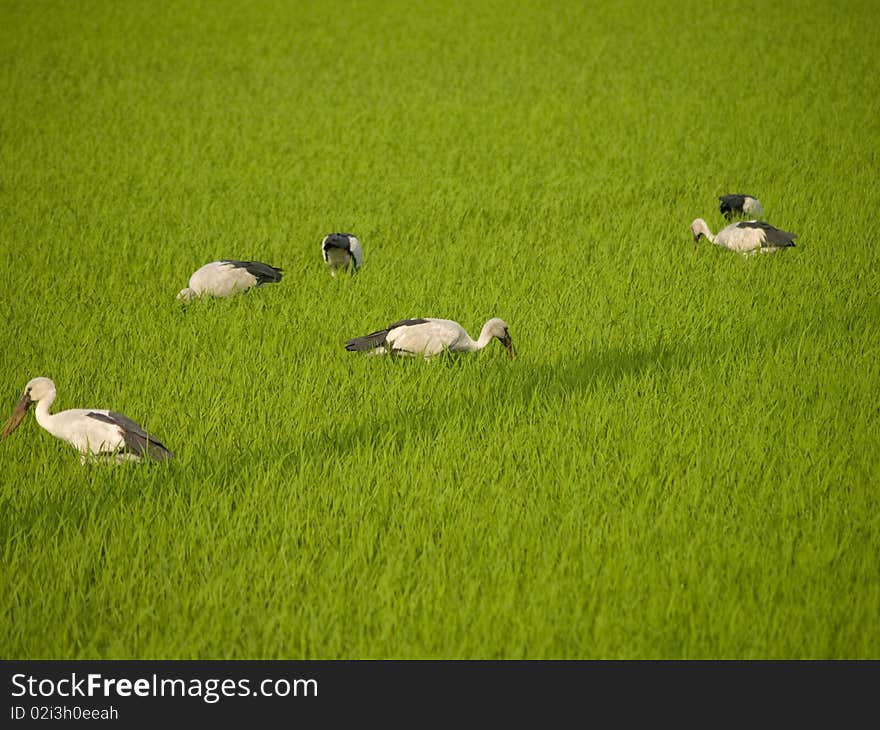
left=345, top=329, right=390, bottom=351
left=222, top=260, right=284, bottom=286
left=87, top=411, right=175, bottom=461
left=124, top=430, right=175, bottom=460
left=344, top=319, right=430, bottom=352
left=738, top=220, right=797, bottom=248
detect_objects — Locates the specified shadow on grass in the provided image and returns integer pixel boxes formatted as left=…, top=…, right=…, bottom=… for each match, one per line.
left=294, top=407, right=444, bottom=465
left=508, top=342, right=691, bottom=401
left=291, top=343, right=692, bottom=463
left=0, top=345, right=695, bottom=543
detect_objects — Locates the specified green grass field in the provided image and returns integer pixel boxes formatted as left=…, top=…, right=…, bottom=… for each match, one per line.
left=1, top=0, right=878, bottom=659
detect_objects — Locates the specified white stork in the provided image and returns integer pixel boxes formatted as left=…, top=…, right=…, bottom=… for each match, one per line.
left=1, top=377, right=174, bottom=464
left=321, top=233, right=363, bottom=276
left=345, top=318, right=515, bottom=360
left=177, top=260, right=283, bottom=300
left=690, top=219, right=797, bottom=254
left=719, top=194, right=764, bottom=221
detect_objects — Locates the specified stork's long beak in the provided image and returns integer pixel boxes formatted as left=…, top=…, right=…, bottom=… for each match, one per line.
left=692, top=234, right=699, bottom=255
left=1, top=392, right=32, bottom=440
left=501, top=334, right=516, bottom=360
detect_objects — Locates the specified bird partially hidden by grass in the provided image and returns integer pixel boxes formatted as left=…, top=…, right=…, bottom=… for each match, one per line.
left=2, top=377, right=174, bottom=464
left=690, top=218, right=797, bottom=255
left=719, top=193, right=764, bottom=221
left=176, top=260, right=283, bottom=300
left=321, top=233, right=363, bottom=277
left=345, top=317, right=515, bottom=360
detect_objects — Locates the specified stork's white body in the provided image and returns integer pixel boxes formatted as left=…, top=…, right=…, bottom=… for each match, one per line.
left=387, top=319, right=484, bottom=357
left=690, top=218, right=797, bottom=254
left=321, top=233, right=363, bottom=276
left=35, top=403, right=135, bottom=462
left=177, top=260, right=283, bottom=300
left=345, top=317, right=515, bottom=360
left=2, top=378, right=173, bottom=464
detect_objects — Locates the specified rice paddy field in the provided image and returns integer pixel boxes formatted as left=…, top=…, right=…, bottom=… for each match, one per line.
left=1, top=0, right=878, bottom=660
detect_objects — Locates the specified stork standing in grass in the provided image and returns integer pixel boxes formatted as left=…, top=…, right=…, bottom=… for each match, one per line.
left=345, top=318, right=515, bottom=360
left=321, top=233, right=363, bottom=276
left=690, top=219, right=797, bottom=254
left=719, top=194, right=764, bottom=221
left=176, top=260, right=283, bottom=300
left=1, top=377, right=174, bottom=464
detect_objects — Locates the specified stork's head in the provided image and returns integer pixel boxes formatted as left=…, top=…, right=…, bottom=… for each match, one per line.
left=176, top=287, right=197, bottom=301
left=484, top=318, right=516, bottom=360
left=690, top=218, right=711, bottom=252
left=2, top=377, right=56, bottom=440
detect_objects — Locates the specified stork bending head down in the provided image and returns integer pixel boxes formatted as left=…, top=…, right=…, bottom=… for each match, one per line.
left=690, top=218, right=797, bottom=255
left=322, top=233, right=363, bottom=277
left=719, top=194, right=764, bottom=221
left=345, top=317, right=515, bottom=360
left=177, top=260, right=283, bottom=300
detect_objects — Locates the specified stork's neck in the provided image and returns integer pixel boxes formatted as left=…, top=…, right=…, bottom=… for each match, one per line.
left=474, top=325, right=495, bottom=351
left=34, top=392, right=59, bottom=433
left=697, top=220, right=717, bottom=244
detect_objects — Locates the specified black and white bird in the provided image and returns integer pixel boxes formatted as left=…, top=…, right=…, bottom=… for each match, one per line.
left=345, top=317, right=515, bottom=360
left=690, top=218, right=797, bottom=254
left=176, top=260, right=283, bottom=300
left=719, top=194, right=764, bottom=221
left=1, top=377, right=174, bottom=464
left=321, top=233, right=363, bottom=276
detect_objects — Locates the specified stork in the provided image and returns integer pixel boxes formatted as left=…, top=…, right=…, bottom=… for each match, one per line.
left=321, top=233, right=363, bottom=276
left=177, top=260, right=283, bottom=300
left=719, top=194, right=764, bottom=221
left=1, top=377, right=174, bottom=463
left=690, top=219, right=797, bottom=254
left=345, top=318, right=515, bottom=360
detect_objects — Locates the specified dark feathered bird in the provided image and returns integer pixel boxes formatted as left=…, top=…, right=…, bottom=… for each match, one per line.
left=719, top=194, right=764, bottom=220
left=322, top=233, right=363, bottom=276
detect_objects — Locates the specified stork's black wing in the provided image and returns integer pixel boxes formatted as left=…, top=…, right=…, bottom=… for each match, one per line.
left=87, top=411, right=175, bottom=460
left=221, top=260, right=284, bottom=286
left=737, top=220, right=797, bottom=247
left=322, top=233, right=355, bottom=254
left=719, top=194, right=748, bottom=220
left=345, top=319, right=430, bottom=351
